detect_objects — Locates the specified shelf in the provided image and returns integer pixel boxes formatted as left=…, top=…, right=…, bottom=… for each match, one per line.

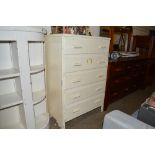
left=32, top=90, right=46, bottom=105
left=0, top=68, right=20, bottom=80
left=0, top=92, right=23, bottom=110
left=35, top=112, right=49, bottom=129
left=30, top=65, right=45, bottom=74
left=4, top=122, right=25, bottom=129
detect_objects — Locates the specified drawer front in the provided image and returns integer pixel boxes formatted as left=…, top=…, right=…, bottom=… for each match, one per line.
left=63, top=37, right=109, bottom=54
left=64, top=94, right=104, bottom=122
left=110, top=63, right=125, bottom=78
left=63, top=81, right=105, bottom=106
left=64, top=54, right=108, bottom=72
left=63, top=68, right=107, bottom=89
left=110, top=78, right=125, bottom=92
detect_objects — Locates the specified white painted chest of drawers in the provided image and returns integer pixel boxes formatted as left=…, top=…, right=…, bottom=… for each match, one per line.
left=45, top=34, right=110, bottom=128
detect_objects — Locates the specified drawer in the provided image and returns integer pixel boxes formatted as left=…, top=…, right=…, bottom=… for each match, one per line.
left=63, top=54, right=108, bottom=72
left=63, top=68, right=107, bottom=89
left=110, top=63, right=125, bottom=78
left=63, top=37, right=109, bottom=54
left=63, top=81, right=106, bottom=105
left=110, top=78, right=125, bottom=92
left=64, top=94, right=104, bottom=122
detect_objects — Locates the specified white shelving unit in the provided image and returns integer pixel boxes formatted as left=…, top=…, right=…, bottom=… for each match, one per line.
left=0, top=27, right=49, bottom=129
left=28, top=41, right=49, bottom=129
left=0, top=40, right=25, bottom=129
left=31, top=71, right=46, bottom=104
left=0, top=42, right=20, bottom=80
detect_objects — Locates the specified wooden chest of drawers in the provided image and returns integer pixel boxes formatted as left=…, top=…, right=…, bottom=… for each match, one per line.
left=104, top=58, right=147, bottom=110
left=45, top=34, right=110, bottom=128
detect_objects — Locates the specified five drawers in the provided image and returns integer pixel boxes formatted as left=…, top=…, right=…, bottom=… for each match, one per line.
left=63, top=81, right=105, bottom=105
left=64, top=94, right=104, bottom=122
left=63, top=37, right=109, bottom=54
left=63, top=68, right=107, bottom=89
left=63, top=54, right=107, bottom=72
left=62, top=36, right=109, bottom=123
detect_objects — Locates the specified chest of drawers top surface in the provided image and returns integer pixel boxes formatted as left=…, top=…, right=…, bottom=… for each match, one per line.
left=48, top=34, right=110, bottom=39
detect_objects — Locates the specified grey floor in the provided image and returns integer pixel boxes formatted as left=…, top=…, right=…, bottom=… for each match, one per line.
left=50, top=83, right=155, bottom=129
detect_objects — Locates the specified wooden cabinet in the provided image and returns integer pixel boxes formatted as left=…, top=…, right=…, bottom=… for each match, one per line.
left=45, top=34, right=110, bottom=128
left=104, top=58, right=147, bottom=110
left=104, top=34, right=155, bottom=110
left=132, top=35, right=155, bottom=86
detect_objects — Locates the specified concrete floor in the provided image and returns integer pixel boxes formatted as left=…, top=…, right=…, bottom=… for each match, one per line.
left=50, top=83, right=155, bottom=129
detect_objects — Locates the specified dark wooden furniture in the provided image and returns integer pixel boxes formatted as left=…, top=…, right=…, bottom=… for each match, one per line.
left=104, top=35, right=155, bottom=111
left=104, top=58, right=147, bottom=110
left=132, top=36, right=155, bottom=86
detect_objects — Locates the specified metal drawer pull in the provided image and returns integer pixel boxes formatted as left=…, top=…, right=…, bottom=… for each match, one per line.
left=96, top=88, right=102, bottom=92
left=72, top=80, right=81, bottom=83
left=97, top=75, right=103, bottom=78
left=73, top=95, right=81, bottom=99
left=74, top=63, right=81, bottom=66
left=98, top=46, right=106, bottom=49
left=73, top=46, right=82, bottom=49
left=73, top=108, right=80, bottom=113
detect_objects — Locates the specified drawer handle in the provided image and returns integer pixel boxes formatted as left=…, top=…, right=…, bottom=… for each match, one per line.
left=98, top=46, right=106, bottom=49
left=73, top=63, right=82, bottom=66
left=115, top=68, right=122, bottom=72
left=97, top=75, right=103, bottom=78
left=73, top=108, right=80, bottom=113
left=72, top=80, right=81, bottom=83
left=73, top=95, right=81, bottom=100
left=73, top=46, right=82, bottom=49
left=96, top=88, right=102, bottom=92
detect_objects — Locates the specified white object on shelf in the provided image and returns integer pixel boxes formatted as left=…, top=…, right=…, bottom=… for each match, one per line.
left=0, top=92, right=22, bottom=110
left=121, top=51, right=139, bottom=57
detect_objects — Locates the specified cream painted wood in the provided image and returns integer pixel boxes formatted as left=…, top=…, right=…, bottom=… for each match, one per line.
left=64, top=94, right=104, bottom=122
left=63, top=35, right=109, bottom=54
left=0, top=27, right=49, bottom=129
left=45, top=34, right=110, bottom=128
left=63, top=68, right=106, bottom=89
left=45, top=36, right=64, bottom=127
left=64, top=54, right=107, bottom=72
left=64, top=81, right=105, bottom=106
